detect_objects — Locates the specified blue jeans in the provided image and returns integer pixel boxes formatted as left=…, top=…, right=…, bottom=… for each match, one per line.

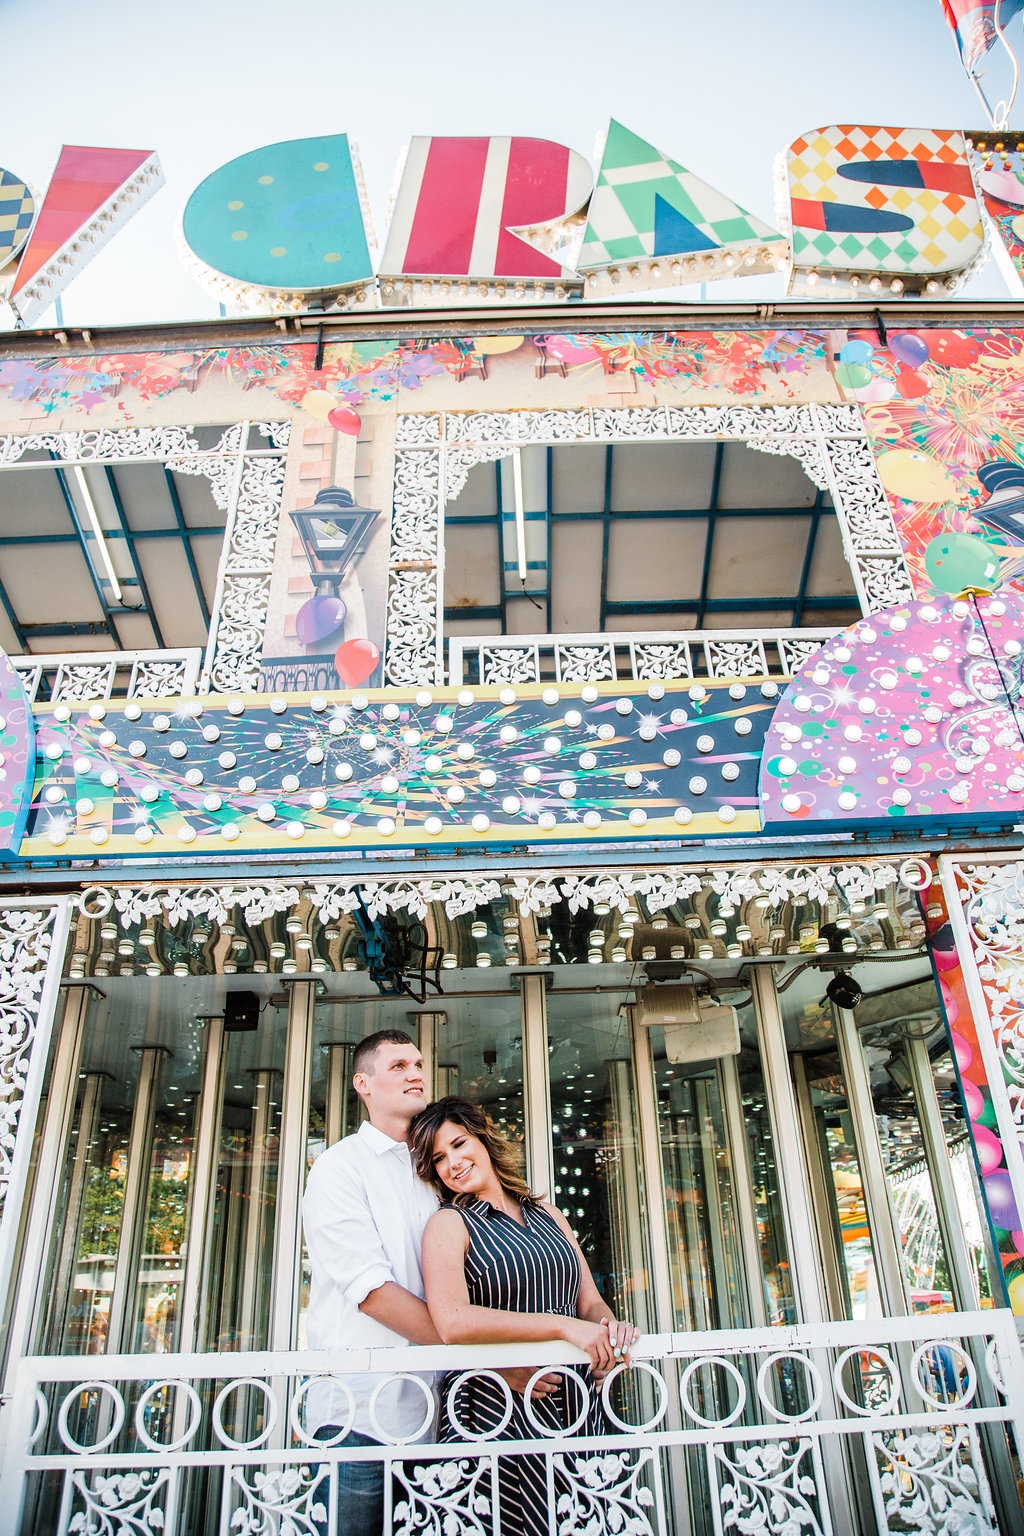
left=311, top=1426, right=383, bottom=1536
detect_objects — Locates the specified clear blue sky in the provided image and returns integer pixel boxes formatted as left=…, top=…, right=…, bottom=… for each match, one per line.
left=0, top=0, right=1015, bottom=327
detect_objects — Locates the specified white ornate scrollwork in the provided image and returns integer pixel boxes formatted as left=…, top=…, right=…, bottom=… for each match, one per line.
left=552, top=1450, right=657, bottom=1536
left=872, top=1427, right=998, bottom=1535
left=69, top=1469, right=170, bottom=1536
left=128, top=658, right=191, bottom=699
left=556, top=643, right=616, bottom=682
left=778, top=636, right=825, bottom=675
left=388, top=402, right=913, bottom=688
left=481, top=644, right=541, bottom=685
left=228, top=1466, right=325, bottom=1536
left=704, top=638, right=768, bottom=679
left=0, top=906, right=60, bottom=1218
left=394, top=1457, right=493, bottom=1536
left=630, top=641, right=693, bottom=681
left=713, top=1440, right=825, bottom=1536
left=223, top=455, right=286, bottom=573
left=208, top=575, right=273, bottom=693
left=52, top=662, right=118, bottom=703
left=385, top=571, right=441, bottom=688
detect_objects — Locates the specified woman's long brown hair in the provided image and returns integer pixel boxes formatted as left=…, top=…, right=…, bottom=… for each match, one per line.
left=409, top=1096, right=537, bottom=1207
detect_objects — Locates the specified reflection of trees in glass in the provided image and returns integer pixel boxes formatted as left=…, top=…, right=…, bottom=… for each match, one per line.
left=79, top=1159, right=126, bottom=1256
left=144, top=1123, right=192, bottom=1256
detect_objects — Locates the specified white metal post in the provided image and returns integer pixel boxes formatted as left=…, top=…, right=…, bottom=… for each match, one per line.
left=176, top=1015, right=226, bottom=1353
left=520, top=975, right=554, bottom=1201
left=268, top=981, right=316, bottom=1353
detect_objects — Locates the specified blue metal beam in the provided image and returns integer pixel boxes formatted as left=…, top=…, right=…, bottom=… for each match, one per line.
left=104, top=467, right=165, bottom=648
left=696, top=443, right=725, bottom=629
left=598, top=444, right=613, bottom=631
left=792, top=487, right=826, bottom=628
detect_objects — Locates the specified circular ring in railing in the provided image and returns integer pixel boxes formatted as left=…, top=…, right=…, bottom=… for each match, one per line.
left=831, top=1347, right=901, bottom=1417
left=678, top=1357, right=746, bottom=1429
left=212, top=1378, right=278, bottom=1450
left=599, top=1361, right=668, bottom=1434
left=984, top=1337, right=1006, bottom=1397
left=445, top=1370, right=515, bottom=1440
left=909, top=1340, right=976, bottom=1411
left=77, top=886, right=114, bottom=919
left=134, top=1380, right=203, bottom=1453
left=29, top=1389, right=48, bottom=1448
left=289, top=1377, right=356, bottom=1448
left=368, top=1374, right=435, bottom=1445
left=521, top=1367, right=589, bottom=1437
left=899, top=859, right=932, bottom=892
left=57, top=1381, right=126, bottom=1454
left=756, top=1352, right=823, bottom=1422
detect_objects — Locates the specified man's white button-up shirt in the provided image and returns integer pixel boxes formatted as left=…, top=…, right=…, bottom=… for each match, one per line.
left=302, top=1120, right=439, bottom=1438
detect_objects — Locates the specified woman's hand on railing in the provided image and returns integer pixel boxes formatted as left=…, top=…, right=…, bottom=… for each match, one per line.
left=559, top=1318, right=619, bottom=1375
left=601, top=1317, right=641, bottom=1363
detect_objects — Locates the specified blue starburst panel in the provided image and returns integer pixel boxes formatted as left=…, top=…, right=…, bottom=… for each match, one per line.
left=18, top=680, right=778, bottom=860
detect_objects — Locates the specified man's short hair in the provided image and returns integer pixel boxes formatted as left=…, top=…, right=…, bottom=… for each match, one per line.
left=352, top=1028, right=417, bottom=1078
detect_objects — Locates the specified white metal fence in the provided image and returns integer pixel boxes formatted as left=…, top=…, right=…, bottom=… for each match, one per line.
left=12, top=649, right=202, bottom=703
left=1, top=1311, right=1021, bottom=1536
left=447, top=629, right=835, bottom=687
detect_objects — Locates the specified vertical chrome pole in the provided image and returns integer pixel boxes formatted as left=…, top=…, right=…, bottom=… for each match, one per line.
left=415, top=1012, right=446, bottom=1102
left=750, top=969, right=830, bottom=1325
left=268, top=981, right=315, bottom=1353
left=718, top=1056, right=769, bottom=1327
left=520, top=975, right=554, bottom=1200
left=1, top=984, right=95, bottom=1376
left=833, top=1005, right=909, bottom=1317
left=237, top=1068, right=279, bottom=1351
left=105, top=1045, right=167, bottom=1354
left=48, top=1072, right=106, bottom=1353
left=324, top=1043, right=354, bottom=1147
left=176, top=1016, right=226, bottom=1352
left=606, top=1060, right=652, bottom=1330
left=629, top=1018, right=676, bottom=1332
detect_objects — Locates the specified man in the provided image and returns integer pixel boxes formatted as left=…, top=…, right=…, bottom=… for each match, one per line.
left=302, top=1027, right=558, bottom=1534
left=302, top=1029, right=439, bottom=1536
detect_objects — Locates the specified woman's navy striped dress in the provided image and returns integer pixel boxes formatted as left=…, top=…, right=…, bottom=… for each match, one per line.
left=440, top=1197, right=607, bottom=1536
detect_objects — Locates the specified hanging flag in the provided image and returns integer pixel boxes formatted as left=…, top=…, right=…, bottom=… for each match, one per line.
left=941, top=0, right=1024, bottom=75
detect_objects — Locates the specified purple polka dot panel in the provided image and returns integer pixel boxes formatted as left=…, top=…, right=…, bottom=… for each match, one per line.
left=19, top=681, right=772, bottom=858
left=759, top=592, right=1024, bottom=832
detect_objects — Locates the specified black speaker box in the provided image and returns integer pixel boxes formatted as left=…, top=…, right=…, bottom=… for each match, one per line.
left=224, top=991, right=260, bottom=1031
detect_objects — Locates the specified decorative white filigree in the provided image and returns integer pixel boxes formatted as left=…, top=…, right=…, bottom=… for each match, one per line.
left=778, top=637, right=825, bottom=675
left=69, top=1469, right=170, bottom=1536
left=389, top=402, right=910, bottom=688
left=52, top=662, right=119, bottom=703
left=552, top=1450, right=657, bottom=1536
left=481, top=645, right=541, bottom=685
left=223, top=456, right=286, bottom=573
left=394, top=1456, right=492, bottom=1536
left=209, top=575, right=273, bottom=693
left=714, top=1440, right=825, bottom=1536
left=630, top=641, right=693, bottom=681
left=556, top=643, right=616, bottom=682
left=128, top=659, right=191, bottom=699
left=0, top=906, right=59, bottom=1216
left=704, top=639, right=768, bottom=679
left=228, top=1466, right=325, bottom=1536
left=385, top=571, right=440, bottom=687
left=872, top=1427, right=997, bottom=1536
left=89, top=862, right=922, bottom=941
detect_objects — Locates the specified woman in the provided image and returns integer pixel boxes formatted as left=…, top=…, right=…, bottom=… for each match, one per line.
left=410, top=1096, right=639, bottom=1536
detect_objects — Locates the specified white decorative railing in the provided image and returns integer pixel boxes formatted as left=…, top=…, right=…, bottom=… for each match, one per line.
left=447, top=628, right=835, bottom=687
left=1, top=1311, right=1020, bottom=1536
left=13, top=649, right=203, bottom=703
